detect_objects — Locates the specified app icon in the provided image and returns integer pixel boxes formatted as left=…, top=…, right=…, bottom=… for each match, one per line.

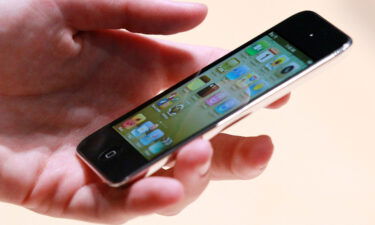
left=235, top=73, right=259, bottom=88
left=265, top=55, right=289, bottom=70
left=167, top=92, right=179, bottom=101
left=157, top=98, right=172, bottom=108
left=161, top=137, right=173, bottom=146
left=217, top=58, right=241, bottom=73
left=140, top=129, right=165, bottom=146
left=148, top=137, right=173, bottom=155
left=225, top=65, right=251, bottom=80
left=148, top=142, right=165, bottom=154
left=268, top=48, right=279, bottom=55
left=187, top=75, right=211, bottom=91
left=215, top=98, right=240, bottom=114
left=222, top=58, right=241, bottom=70
left=216, top=67, right=225, bottom=73
left=275, top=62, right=300, bottom=78
left=131, top=121, right=158, bottom=137
left=121, top=114, right=146, bottom=129
left=167, top=104, right=184, bottom=116
left=256, top=49, right=277, bottom=63
left=205, top=92, right=227, bottom=106
left=157, top=92, right=179, bottom=108
left=249, top=80, right=268, bottom=97
left=246, top=40, right=270, bottom=56
left=197, top=83, right=220, bottom=98
left=121, top=120, right=137, bottom=129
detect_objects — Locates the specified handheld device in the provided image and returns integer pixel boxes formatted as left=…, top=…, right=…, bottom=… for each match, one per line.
left=77, top=11, right=352, bottom=187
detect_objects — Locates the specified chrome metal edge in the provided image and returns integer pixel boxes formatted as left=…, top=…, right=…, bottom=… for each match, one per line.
left=75, top=152, right=128, bottom=187
left=76, top=151, right=171, bottom=187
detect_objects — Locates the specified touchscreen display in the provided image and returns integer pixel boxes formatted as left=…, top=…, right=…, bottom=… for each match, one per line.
left=113, top=32, right=313, bottom=160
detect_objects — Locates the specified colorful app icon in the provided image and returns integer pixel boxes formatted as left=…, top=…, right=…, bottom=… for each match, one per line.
left=167, top=92, right=179, bottom=101
left=216, top=67, right=225, bottom=73
left=197, top=83, right=220, bottom=98
left=205, top=92, right=227, bottom=106
left=187, top=75, right=211, bottom=91
left=215, top=98, right=240, bottom=114
left=256, top=49, right=277, bottom=63
left=268, top=48, right=280, bottom=55
left=121, top=114, right=146, bottom=129
left=121, top=119, right=137, bottom=129
left=222, top=58, right=241, bottom=70
left=161, top=137, right=173, bottom=146
left=249, top=81, right=268, bottom=97
left=225, top=65, right=251, bottom=80
left=167, top=104, right=184, bottom=116
left=236, top=73, right=259, bottom=88
left=148, top=142, right=165, bottom=154
left=275, top=62, right=300, bottom=78
left=140, top=129, right=165, bottom=146
left=216, top=58, right=241, bottom=73
left=157, top=98, right=172, bottom=108
left=246, top=40, right=270, bottom=56
left=131, top=121, right=158, bottom=137
left=265, top=55, right=289, bottom=70
left=157, top=92, right=179, bottom=108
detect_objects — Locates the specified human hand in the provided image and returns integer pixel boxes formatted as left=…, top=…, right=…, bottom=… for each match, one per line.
left=0, top=0, right=289, bottom=224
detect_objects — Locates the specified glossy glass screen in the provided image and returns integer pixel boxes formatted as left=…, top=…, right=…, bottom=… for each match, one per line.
left=113, top=32, right=312, bottom=160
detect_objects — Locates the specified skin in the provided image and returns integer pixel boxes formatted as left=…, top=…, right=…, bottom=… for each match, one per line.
left=0, top=0, right=290, bottom=224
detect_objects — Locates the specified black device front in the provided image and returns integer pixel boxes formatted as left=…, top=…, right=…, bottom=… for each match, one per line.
left=77, top=11, right=352, bottom=185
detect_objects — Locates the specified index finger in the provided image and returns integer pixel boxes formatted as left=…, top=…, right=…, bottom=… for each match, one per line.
left=58, top=0, right=207, bottom=34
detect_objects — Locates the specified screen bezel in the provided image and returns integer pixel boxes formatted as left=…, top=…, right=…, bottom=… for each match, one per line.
left=77, top=11, right=352, bottom=184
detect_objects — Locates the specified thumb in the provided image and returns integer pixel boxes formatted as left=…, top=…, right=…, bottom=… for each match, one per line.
left=58, top=0, right=208, bottom=34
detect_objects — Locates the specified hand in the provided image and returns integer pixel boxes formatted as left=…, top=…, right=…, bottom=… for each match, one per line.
left=0, top=0, right=289, bottom=224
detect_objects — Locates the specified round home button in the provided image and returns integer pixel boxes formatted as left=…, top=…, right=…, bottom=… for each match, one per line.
left=105, top=150, right=117, bottom=159
left=99, top=149, right=121, bottom=161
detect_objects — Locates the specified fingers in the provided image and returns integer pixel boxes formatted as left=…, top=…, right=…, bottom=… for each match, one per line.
left=123, top=135, right=270, bottom=218
left=155, top=139, right=213, bottom=216
left=124, top=177, right=184, bottom=215
left=64, top=177, right=184, bottom=224
left=266, top=93, right=291, bottom=109
left=58, top=0, right=207, bottom=34
left=209, top=133, right=274, bottom=180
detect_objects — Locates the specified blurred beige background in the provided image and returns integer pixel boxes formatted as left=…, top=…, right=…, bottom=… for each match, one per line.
left=2, top=0, right=374, bottom=224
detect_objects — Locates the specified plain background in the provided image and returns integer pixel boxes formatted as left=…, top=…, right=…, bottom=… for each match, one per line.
left=2, top=0, right=374, bottom=224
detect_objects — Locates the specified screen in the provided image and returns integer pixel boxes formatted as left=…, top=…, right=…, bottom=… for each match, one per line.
left=113, top=32, right=313, bottom=160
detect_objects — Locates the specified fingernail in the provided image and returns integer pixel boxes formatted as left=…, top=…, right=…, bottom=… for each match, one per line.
left=171, top=0, right=206, bottom=7
left=198, top=160, right=211, bottom=176
left=257, top=164, right=267, bottom=172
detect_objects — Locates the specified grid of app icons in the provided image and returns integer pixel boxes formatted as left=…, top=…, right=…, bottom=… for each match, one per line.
left=113, top=33, right=309, bottom=160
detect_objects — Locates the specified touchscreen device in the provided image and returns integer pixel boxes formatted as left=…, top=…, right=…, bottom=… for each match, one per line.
left=77, top=11, right=352, bottom=187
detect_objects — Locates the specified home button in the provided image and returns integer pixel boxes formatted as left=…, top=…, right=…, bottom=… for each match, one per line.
left=99, top=149, right=121, bottom=161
